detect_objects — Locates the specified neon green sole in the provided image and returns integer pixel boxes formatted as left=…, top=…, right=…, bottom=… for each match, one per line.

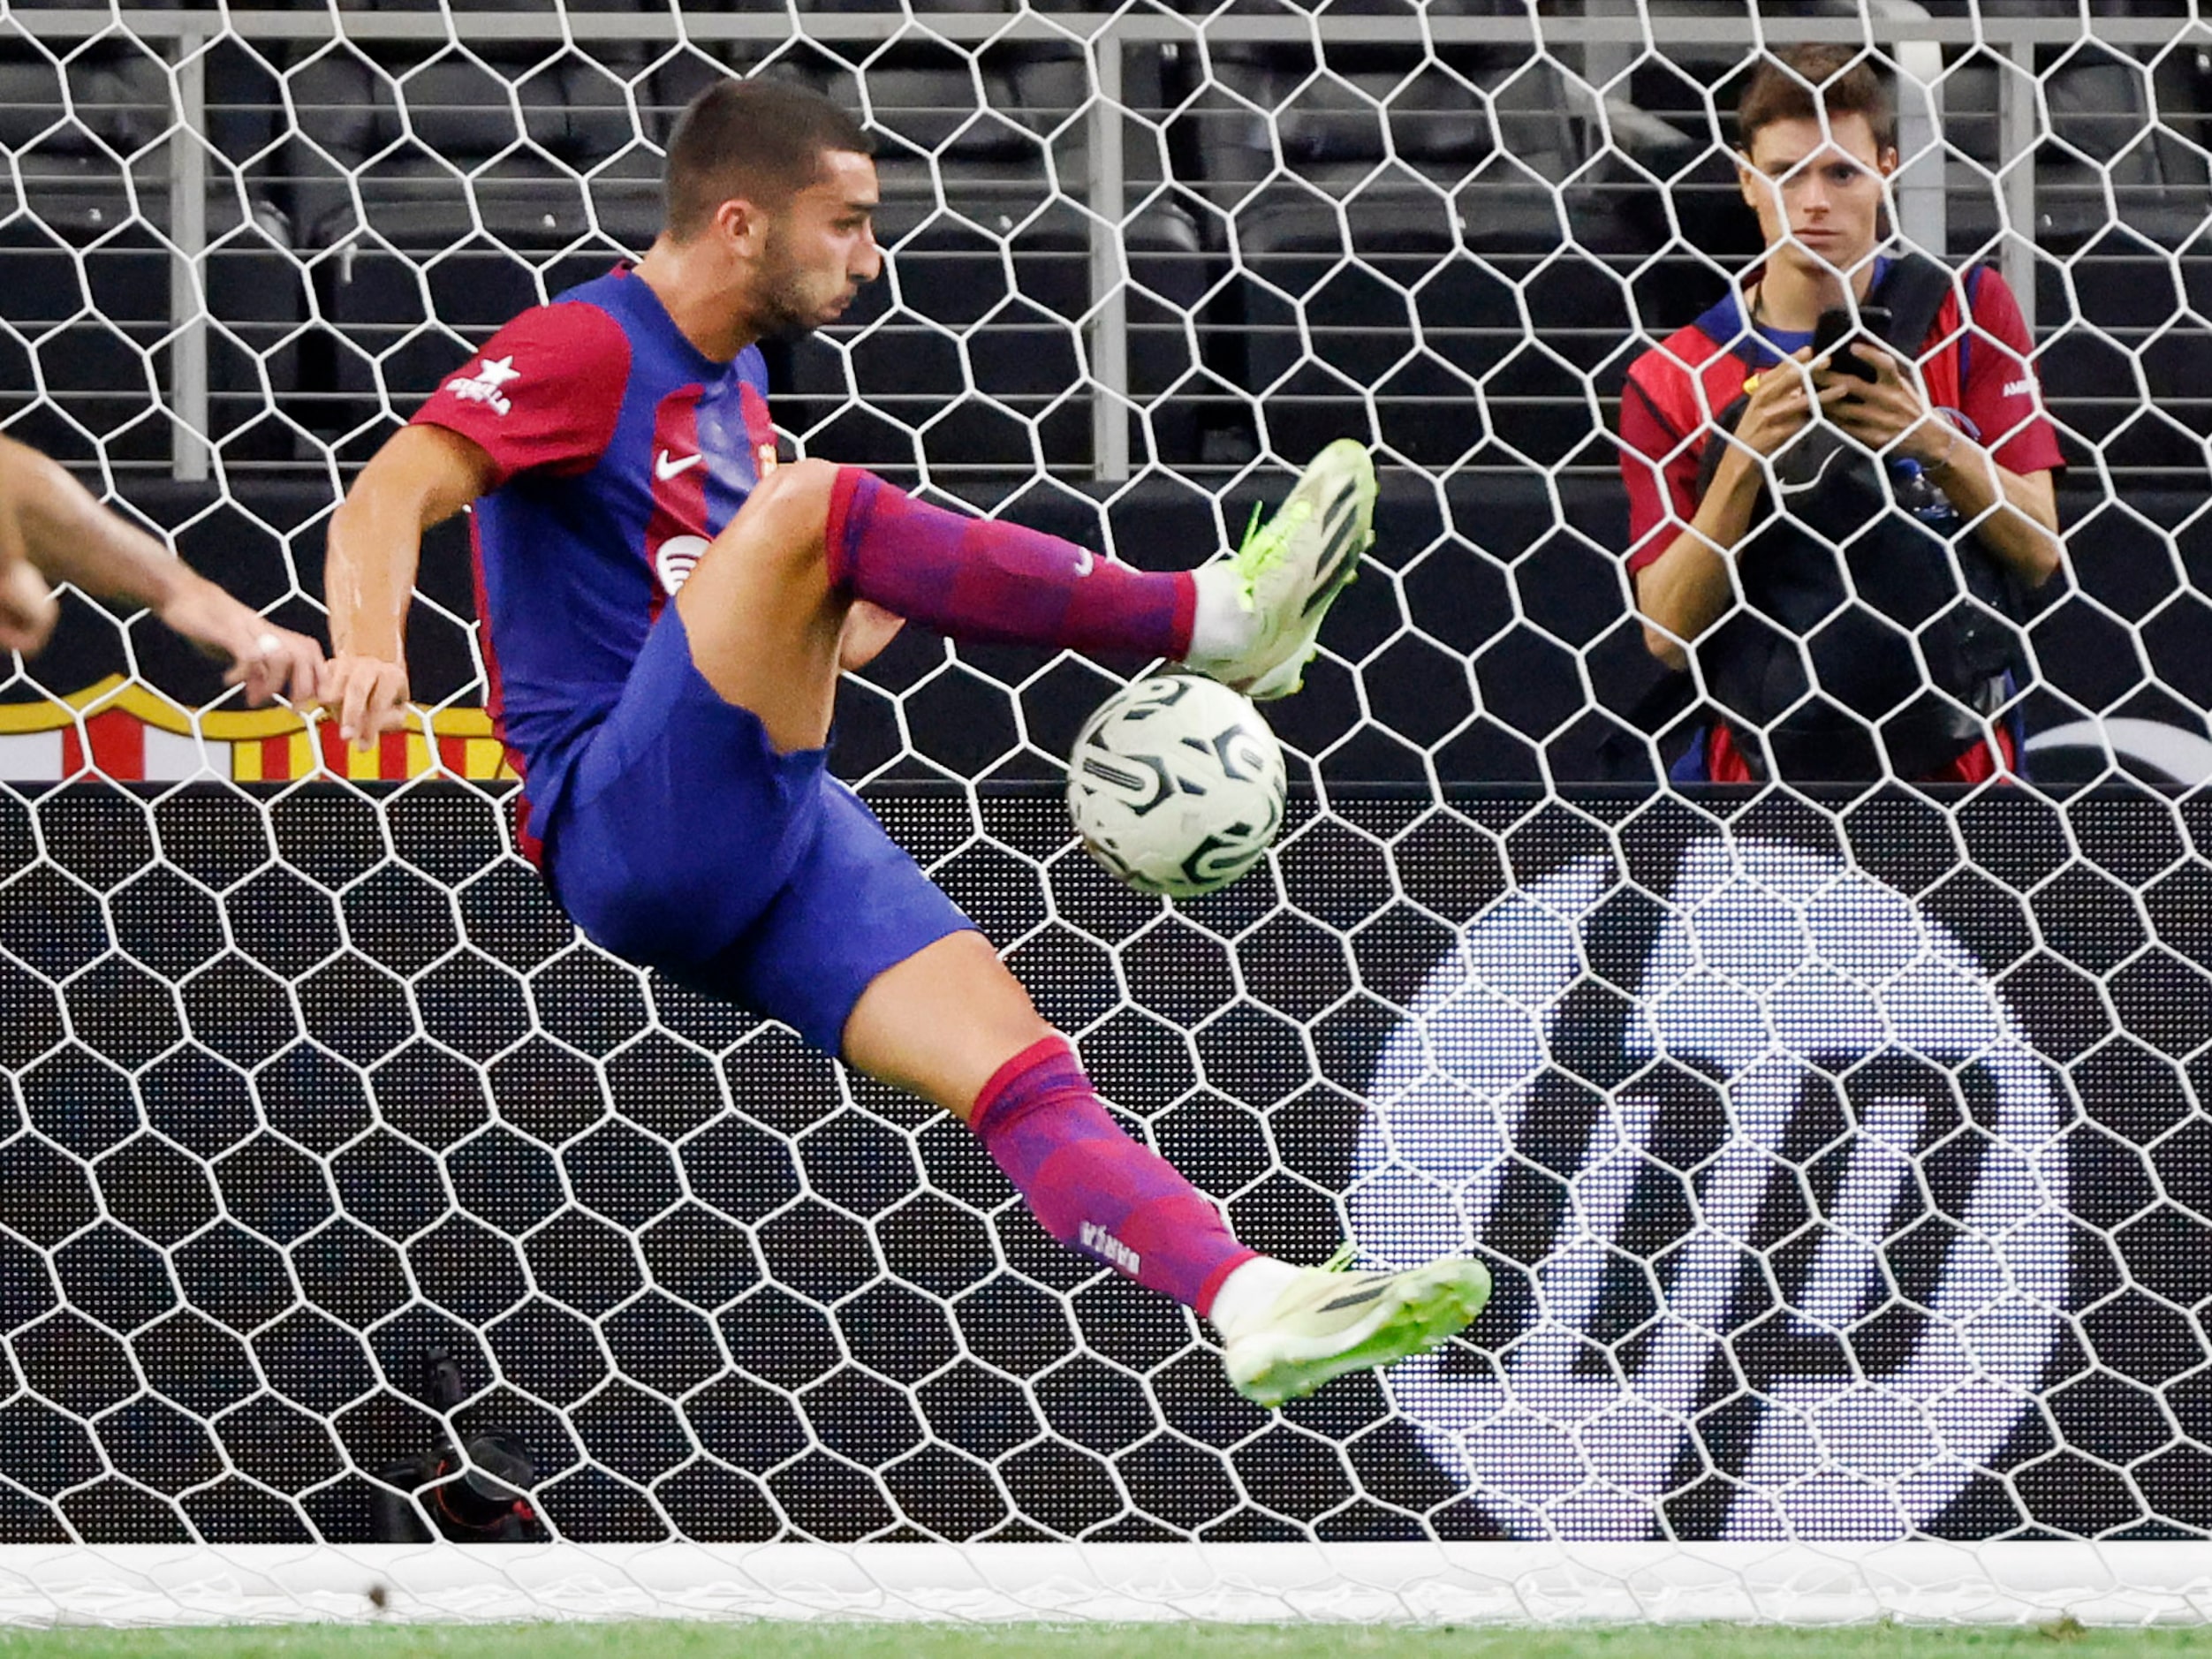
left=1233, top=1261, right=1492, bottom=1409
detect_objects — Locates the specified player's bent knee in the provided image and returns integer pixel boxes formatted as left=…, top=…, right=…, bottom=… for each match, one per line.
left=758, top=455, right=840, bottom=511
left=712, top=458, right=840, bottom=574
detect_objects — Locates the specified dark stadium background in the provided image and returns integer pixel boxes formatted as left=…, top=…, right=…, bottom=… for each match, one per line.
left=4, top=544, right=2208, bottom=1542
left=2, top=0, right=2211, bottom=1549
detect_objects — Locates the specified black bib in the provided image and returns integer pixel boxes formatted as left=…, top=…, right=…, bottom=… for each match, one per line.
left=1688, top=255, right=2026, bottom=782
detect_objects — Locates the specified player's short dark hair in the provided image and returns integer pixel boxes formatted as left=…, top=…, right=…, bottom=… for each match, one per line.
left=1738, top=44, right=1897, bottom=155
left=663, top=78, right=873, bottom=240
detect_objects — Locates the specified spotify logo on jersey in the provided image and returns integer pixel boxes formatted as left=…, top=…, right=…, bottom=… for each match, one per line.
left=1351, top=839, right=2072, bottom=1541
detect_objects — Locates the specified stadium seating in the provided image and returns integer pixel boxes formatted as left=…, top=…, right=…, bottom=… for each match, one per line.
left=777, top=0, right=1208, bottom=474
left=271, top=0, right=1209, bottom=474
left=281, top=0, right=665, bottom=444
left=1161, top=0, right=1644, bottom=470
left=1597, top=0, right=2212, bottom=489
left=0, top=0, right=304, bottom=468
left=1941, top=2, right=2212, bottom=481
left=11, top=4, right=2212, bottom=491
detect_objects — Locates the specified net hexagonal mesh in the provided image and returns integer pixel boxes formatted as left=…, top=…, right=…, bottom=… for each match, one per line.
left=1, top=0, right=2210, bottom=1625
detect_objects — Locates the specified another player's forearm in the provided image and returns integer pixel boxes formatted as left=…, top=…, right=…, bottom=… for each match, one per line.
left=0, top=437, right=193, bottom=611
left=1635, top=453, right=1763, bottom=669
left=1934, top=440, right=2063, bottom=590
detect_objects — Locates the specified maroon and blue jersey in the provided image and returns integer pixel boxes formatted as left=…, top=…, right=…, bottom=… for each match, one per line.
left=408, top=263, right=779, bottom=854
left=1615, top=260, right=2064, bottom=784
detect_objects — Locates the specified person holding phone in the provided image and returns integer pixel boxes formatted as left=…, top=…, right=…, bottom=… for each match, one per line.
left=1615, top=44, right=2064, bottom=784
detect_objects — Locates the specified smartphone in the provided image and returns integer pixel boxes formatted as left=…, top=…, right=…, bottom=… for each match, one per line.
left=1811, top=306, right=1887, bottom=381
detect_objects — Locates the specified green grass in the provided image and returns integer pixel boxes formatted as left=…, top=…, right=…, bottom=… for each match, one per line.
left=0, top=1623, right=2208, bottom=1659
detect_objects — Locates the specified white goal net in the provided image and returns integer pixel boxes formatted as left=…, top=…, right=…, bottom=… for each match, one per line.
left=2, top=0, right=2211, bottom=1627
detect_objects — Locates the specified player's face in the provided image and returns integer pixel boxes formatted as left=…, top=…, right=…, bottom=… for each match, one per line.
left=751, top=150, right=883, bottom=340
left=1738, top=113, right=1896, bottom=282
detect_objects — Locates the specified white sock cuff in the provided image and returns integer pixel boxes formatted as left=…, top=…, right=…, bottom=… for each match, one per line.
left=1182, top=562, right=1258, bottom=670
left=1208, top=1254, right=1303, bottom=1335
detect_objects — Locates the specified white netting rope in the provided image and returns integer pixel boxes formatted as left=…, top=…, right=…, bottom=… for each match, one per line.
left=0, top=0, right=2208, bottom=1625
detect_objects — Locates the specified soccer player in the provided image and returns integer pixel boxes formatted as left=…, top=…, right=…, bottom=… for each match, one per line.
left=0, top=433, right=324, bottom=702
left=1618, top=44, right=2064, bottom=783
left=321, top=79, right=1489, bottom=1407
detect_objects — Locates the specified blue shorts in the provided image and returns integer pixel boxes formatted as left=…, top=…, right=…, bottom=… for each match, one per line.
left=542, top=608, right=975, bottom=1056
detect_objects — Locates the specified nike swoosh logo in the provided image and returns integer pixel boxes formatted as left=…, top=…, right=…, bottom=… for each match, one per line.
left=655, top=450, right=703, bottom=481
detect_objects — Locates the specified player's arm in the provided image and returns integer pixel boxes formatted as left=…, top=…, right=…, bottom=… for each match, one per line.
left=326, top=305, right=628, bottom=747
left=324, top=424, right=496, bottom=748
left=0, top=435, right=323, bottom=702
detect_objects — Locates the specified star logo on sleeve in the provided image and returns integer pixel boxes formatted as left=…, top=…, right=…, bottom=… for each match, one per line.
left=449, top=354, right=521, bottom=416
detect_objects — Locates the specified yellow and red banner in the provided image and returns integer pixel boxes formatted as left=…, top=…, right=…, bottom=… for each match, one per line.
left=0, top=678, right=515, bottom=785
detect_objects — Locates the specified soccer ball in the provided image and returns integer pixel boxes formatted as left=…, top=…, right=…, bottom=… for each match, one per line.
left=1065, top=672, right=1288, bottom=898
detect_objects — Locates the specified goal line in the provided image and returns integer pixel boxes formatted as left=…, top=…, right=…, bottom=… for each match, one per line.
left=0, top=1542, right=2205, bottom=1627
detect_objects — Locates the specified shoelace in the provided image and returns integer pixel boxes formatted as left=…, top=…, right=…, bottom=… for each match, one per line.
left=1236, top=493, right=1311, bottom=571
left=1238, top=499, right=1264, bottom=552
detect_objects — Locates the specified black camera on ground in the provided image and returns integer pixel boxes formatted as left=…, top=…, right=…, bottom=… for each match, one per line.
left=370, top=1348, right=546, bottom=1543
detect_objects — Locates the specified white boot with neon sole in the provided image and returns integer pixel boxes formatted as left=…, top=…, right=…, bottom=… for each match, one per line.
left=1187, top=438, right=1377, bottom=702
left=1213, top=1247, right=1492, bottom=1409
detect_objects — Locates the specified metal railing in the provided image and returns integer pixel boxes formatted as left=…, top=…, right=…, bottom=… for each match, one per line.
left=3, top=5, right=2203, bottom=481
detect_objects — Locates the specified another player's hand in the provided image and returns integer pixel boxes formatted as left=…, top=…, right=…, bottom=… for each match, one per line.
left=0, top=555, right=57, bottom=657
left=323, top=653, right=413, bottom=753
left=157, top=575, right=328, bottom=708
left=1816, top=341, right=1937, bottom=458
left=838, top=599, right=906, bottom=673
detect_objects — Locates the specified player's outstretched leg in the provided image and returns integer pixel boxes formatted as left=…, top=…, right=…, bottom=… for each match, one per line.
left=826, top=466, right=1193, bottom=660
left=844, top=931, right=1488, bottom=1408
left=969, top=1034, right=1491, bottom=1409
left=820, top=442, right=1375, bottom=694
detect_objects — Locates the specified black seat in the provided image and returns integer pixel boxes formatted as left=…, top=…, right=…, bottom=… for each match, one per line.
left=0, top=2, right=303, bottom=468
left=780, top=0, right=1208, bottom=474
left=1167, top=0, right=1639, bottom=469
left=1942, top=5, right=2212, bottom=488
left=282, top=0, right=662, bottom=439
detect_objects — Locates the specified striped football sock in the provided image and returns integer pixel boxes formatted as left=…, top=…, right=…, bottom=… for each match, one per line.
left=826, top=466, right=1195, bottom=659
left=968, top=1036, right=1259, bottom=1314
